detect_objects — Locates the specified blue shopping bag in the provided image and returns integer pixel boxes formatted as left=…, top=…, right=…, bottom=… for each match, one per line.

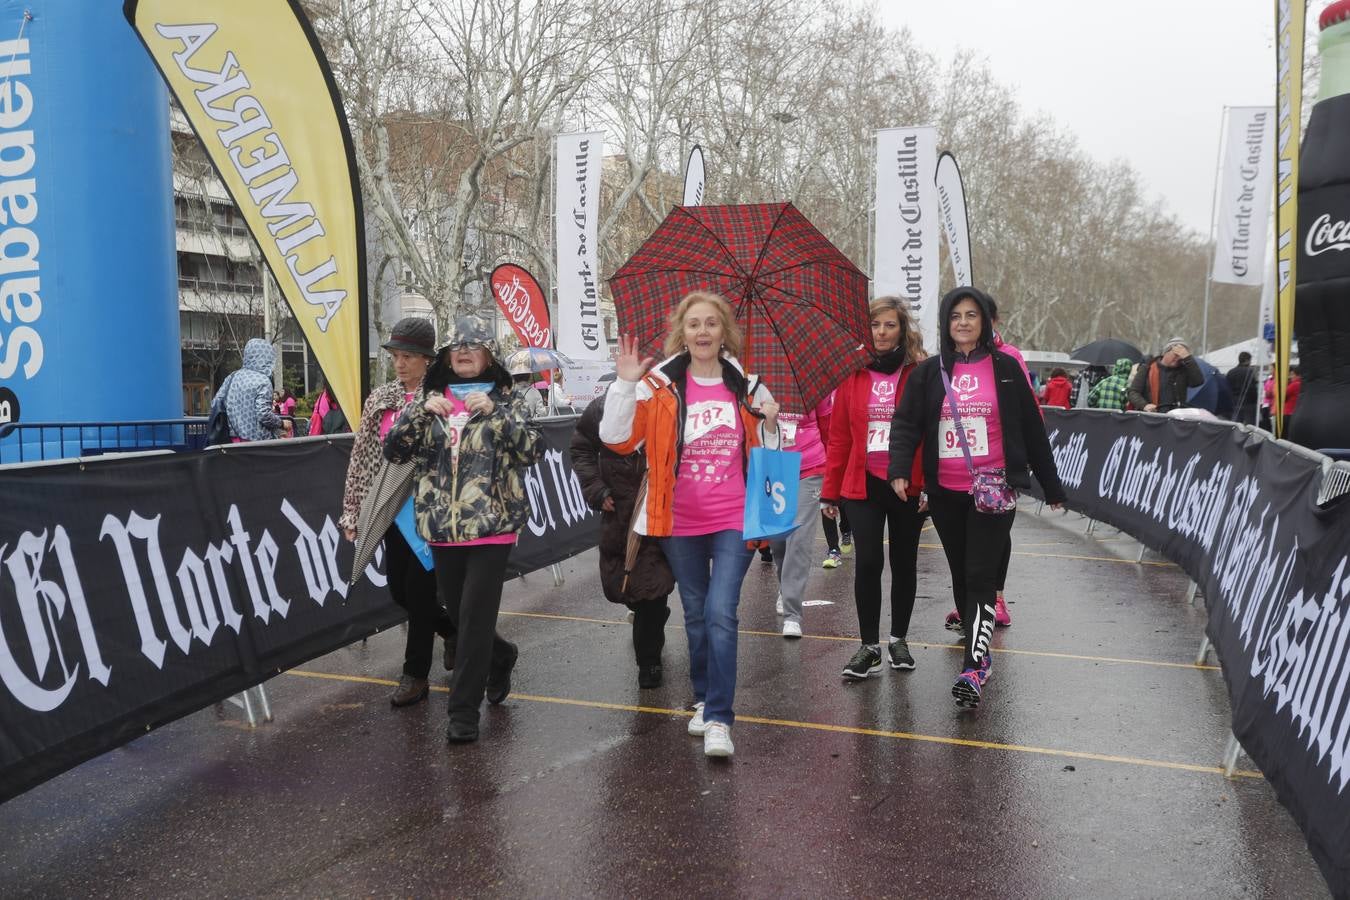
left=742, top=447, right=802, bottom=541
left=394, top=497, right=434, bottom=571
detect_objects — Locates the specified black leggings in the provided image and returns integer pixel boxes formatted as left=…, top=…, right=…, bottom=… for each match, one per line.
left=385, top=525, right=454, bottom=678
left=840, top=475, right=924, bottom=644
left=629, top=599, right=670, bottom=667
left=928, top=487, right=1016, bottom=670
left=996, top=517, right=1015, bottom=593
left=820, top=505, right=853, bottom=552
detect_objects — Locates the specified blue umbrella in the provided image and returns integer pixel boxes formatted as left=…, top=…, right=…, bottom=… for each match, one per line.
left=1187, top=358, right=1234, bottom=416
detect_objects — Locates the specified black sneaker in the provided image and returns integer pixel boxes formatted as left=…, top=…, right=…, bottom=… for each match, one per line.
left=638, top=663, right=663, bottom=689
left=888, top=639, right=916, bottom=671
left=841, top=645, right=882, bottom=680
left=485, top=641, right=519, bottom=704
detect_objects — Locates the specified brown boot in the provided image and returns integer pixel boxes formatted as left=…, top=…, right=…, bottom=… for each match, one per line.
left=390, top=675, right=428, bottom=707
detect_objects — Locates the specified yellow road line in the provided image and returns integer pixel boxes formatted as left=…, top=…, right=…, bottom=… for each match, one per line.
left=284, top=669, right=1259, bottom=779
left=497, top=610, right=1221, bottom=672
left=916, top=543, right=1177, bottom=568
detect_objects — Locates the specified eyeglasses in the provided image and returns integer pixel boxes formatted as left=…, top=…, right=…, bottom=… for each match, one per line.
left=448, top=341, right=487, bottom=352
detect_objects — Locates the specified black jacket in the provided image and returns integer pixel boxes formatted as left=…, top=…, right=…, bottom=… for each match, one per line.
left=569, top=393, right=673, bottom=605
left=1127, top=355, right=1204, bottom=413
left=887, top=287, right=1066, bottom=505
left=1225, top=364, right=1260, bottom=408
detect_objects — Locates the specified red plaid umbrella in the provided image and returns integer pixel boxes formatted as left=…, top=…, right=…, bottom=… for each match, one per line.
left=609, top=202, right=871, bottom=413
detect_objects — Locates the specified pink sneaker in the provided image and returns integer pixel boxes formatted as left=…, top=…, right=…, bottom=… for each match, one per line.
left=994, top=595, right=1011, bottom=627
left=944, top=609, right=963, bottom=632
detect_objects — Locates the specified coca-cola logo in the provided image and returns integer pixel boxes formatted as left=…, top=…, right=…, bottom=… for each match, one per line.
left=1304, top=213, right=1350, bottom=257
left=490, top=264, right=552, bottom=348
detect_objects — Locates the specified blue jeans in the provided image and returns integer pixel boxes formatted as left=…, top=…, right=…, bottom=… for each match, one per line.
left=660, top=530, right=754, bottom=726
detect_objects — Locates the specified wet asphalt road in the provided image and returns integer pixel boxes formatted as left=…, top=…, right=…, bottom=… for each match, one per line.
left=0, top=510, right=1331, bottom=898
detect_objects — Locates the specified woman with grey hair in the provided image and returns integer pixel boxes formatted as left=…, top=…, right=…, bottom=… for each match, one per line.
left=385, top=315, right=544, bottom=743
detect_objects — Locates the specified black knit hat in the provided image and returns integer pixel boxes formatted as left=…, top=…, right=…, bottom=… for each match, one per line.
left=381, top=317, right=437, bottom=357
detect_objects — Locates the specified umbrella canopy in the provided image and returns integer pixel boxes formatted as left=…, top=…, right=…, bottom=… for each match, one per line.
left=1071, top=338, right=1144, bottom=367
left=348, top=456, right=417, bottom=585
left=609, top=202, right=871, bottom=413
left=1186, top=357, right=1233, bottom=415
left=504, top=346, right=573, bottom=376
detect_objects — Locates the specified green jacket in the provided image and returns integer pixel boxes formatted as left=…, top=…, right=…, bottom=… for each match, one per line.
left=384, top=363, right=543, bottom=543
left=1088, top=358, right=1134, bottom=411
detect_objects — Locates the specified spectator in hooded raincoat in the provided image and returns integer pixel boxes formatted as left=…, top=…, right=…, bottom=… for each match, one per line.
left=219, top=338, right=285, bottom=442
left=1088, top=358, right=1133, bottom=411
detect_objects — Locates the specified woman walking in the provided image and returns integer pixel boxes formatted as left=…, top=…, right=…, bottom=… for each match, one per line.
left=889, top=287, right=1065, bottom=709
left=570, top=384, right=675, bottom=688
left=341, top=317, right=457, bottom=708
left=384, top=316, right=543, bottom=743
left=601, top=292, right=779, bottom=759
left=821, top=296, right=927, bottom=680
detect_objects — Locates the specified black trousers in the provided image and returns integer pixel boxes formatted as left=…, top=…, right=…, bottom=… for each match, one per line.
left=629, top=599, right=671, bottom=667
left=820, top=505, right=853, bottom=552
left=432, top=543, right=516, bottom=726
left=928, top=487, right=1016, bottom=671
left=385, top=525, right=454, bottom=679
left=995, top=514, right=1015, bottom=594
left=841, top=475, right=924, bottom=645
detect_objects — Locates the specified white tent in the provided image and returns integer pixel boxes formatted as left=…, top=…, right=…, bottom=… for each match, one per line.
left=1204, top=337, right=1295, bottom=371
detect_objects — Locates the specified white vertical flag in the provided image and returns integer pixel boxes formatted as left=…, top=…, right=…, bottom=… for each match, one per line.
left=556, top=131, right=605, bottom=358
left=935, top=151, right=973, bottom=288
left=1212, top=106, right=1275, bottom=286
left=875, top=127, right=939, bottom=352
left=683, top=145, right=706, bottom=206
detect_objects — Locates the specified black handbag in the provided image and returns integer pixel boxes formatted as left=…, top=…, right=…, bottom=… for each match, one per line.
left=206, top=375, right=233, bottom=445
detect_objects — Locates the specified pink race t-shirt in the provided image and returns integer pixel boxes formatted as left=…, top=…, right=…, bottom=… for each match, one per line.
left=379, top=391, right=417, bottom=440
left=937, top=356, right=1006, bottom=492
left=672, top=376, right=746, bottom=536
left=778, top=408, right=825, bottom=477
left=418, top=389, right=516, bottom=548
left=865, top=370, right=903, bottom=480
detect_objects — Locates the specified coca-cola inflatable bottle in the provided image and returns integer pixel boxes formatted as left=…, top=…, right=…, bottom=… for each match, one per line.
left=1293, top=0, right=1350, bottom=449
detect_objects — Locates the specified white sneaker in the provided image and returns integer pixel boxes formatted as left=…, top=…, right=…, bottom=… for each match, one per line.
left=782, top=620, right=802, bottom=639
left=775, top=594, right=784, bottom=616
left=703, top=721, right=734, bottom=757
left=687, top=702, right=707, bottom=736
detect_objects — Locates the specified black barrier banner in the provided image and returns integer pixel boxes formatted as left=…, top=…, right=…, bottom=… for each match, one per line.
left=0, top=417, right=597, bottom=803
left=1037, top=410, right=1350, bottom=895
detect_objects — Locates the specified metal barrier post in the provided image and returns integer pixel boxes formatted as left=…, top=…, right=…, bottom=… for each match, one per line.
left=550, top=563, right=565, bottom=587
left=1223, top=734, right=1243, bottom=777
left=1184, top=581, right=1200, bottom=607
left=1195, top=633, right=1212, bottom=667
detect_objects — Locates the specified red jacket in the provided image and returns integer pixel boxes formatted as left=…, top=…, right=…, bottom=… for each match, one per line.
left=1040, top=376, right=1073, bottom=409
left=822, top=365, right=924, bottom=503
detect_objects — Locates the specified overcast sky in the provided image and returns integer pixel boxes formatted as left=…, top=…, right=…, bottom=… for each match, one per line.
left=881, top=1, right=1324, bottom=234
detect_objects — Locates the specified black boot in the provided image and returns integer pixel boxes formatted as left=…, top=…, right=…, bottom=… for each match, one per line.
left=485, top=641, right=519, bottom=705
left=637, top=663, right=663, bottom=689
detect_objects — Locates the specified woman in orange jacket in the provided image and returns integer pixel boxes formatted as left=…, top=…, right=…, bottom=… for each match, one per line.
left=601, top=292, right=779, bottom=759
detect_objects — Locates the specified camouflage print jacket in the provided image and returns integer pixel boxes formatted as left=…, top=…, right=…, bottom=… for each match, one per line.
left=383, top=370, right=543, bottom=544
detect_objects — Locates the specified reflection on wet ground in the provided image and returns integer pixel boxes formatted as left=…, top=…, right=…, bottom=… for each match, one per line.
left=0, top=512, right=1330, bottom=898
